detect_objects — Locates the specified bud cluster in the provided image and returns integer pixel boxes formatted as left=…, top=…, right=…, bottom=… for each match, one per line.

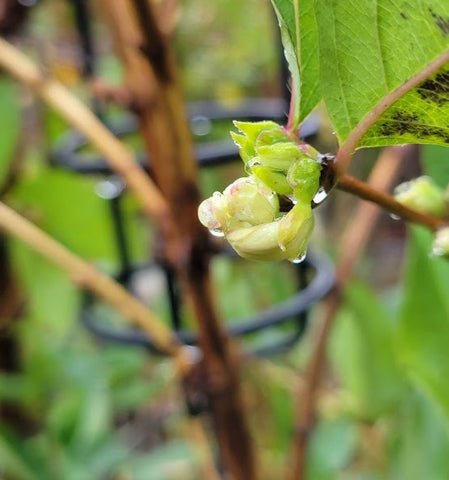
left=394, top=176, right=449, bottom=258
left=198, top=121, right=322, bottom=262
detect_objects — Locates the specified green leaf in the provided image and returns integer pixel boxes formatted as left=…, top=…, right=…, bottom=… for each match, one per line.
left=421, top=144, right=449, bottom=187
left=11, top=168, right=116, bottom=260
left=396, top=226, right=449, bottom=423
left=0, top=79, right=21, bottom=186
left=314, top=0, right=449, bottom=147
left=271, top=0, right=321, bottom=127
left=389, top=389, right=449, bottom=480
left=70, top=386, right=112, bottom=453
left=331, top=282, right=404, bottom=419
left=306, top=417, right=358, bottom=479
left=0, top=428, right=39, bottom=480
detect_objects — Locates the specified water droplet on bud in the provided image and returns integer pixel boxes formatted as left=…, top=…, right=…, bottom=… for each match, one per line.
left=313, top=187, right=328, bottom=205
left=209, top=228, right=225, bottom=238
left=389, top=213, right=401, bottom=221
left=290, top=252, right=307, bottom=264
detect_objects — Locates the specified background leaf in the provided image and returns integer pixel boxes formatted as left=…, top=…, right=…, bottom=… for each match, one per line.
left=421, top=144, right=449, bottom=186
left=313, top=0, right=449, bottom=147
left=271, top=0, right=320, bottom=127
left=396, top=226, right=449, bottom=423
left=0, top=79, right=21, bottom=186
left=388, top=389, right=449, bottom=480
left=331, top=282, right=404, bottom=419
left=306, top=417, right=358, bottom=480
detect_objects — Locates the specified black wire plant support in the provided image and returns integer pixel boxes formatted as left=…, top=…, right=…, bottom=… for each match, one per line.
left=50, top=0, right=335, bottom=358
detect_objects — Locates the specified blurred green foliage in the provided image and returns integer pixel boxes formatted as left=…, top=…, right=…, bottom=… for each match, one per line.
left=1, top=0, right=449, bottom=479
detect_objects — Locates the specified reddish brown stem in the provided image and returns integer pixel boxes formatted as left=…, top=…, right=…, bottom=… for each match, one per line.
left=100, top=2, right=257, bottom=478
left=286, top=145, right=416, bottom=480
left=337, top=173, right=446, bottom=232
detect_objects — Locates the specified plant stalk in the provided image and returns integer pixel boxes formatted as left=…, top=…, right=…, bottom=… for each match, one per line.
left=338, top=173, right=446, bottom=232
left=100, top=1, right=257, bottom=478
left=0, top=202, right=182, bottom=357
left=0, top=37, right=172, bottom=234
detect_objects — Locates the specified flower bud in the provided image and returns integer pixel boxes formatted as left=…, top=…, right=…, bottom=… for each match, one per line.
left=223, top=176, right=278, bottom=226
left=394, top=176, right=447, bottom=217
left=256, top=143, right=303, bottom=172
left=199, top=120, right=323, bottom=262
left=251, top=165, right=293, bottom=195
left=432, top=227, right=449, bottom=257
left=287, top=157, right=321, bottom=202
left=226, top=203, right=314, bottom=262
left=198, top=176, right=278, bottom=235
left=197, top=192, right=228, bottom=233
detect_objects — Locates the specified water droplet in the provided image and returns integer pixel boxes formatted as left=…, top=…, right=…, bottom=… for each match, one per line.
left=290, top=252, right=307, bottom=264
left=313, top=187, right=328, bottom=205
left=190, top=116, right=212, bottom=136
left=209, top=228, right=225, bottom=238
left=389, top=213, right=401, bottom=221
left=248, top=158, right=261, bottom=168
left=95, top=177, right=125, bottom=199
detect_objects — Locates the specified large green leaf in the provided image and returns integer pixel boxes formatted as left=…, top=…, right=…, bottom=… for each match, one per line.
left=331, top=282, right=404, bottom=419
left=11, top=168, right=116, bottom=260
left=314, top=0, right=449, bottom=147
left=271, top=0, right=320, bottom=127
left=389, top=389, right=449, bottom=480
left=396, top=226, right=449, bottom=423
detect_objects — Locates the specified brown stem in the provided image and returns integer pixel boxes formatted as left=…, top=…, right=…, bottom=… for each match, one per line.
left=336, top=49, right=449, bottom=176
left=337, top=174, right=446, bottom=232
left=100, top=1, right=257, bottom=478
left=286, top=145, right=413, bottom=480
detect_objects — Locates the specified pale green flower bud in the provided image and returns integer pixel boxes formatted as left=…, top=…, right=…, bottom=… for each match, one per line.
left=223, top=176, right=278, bottom=226
left=198, top=176, right=278, bottom=235
left=256, top=143, right=303, bottom=171
left=432, top=227, right=449, bottom=257
left=251, top=165, right=293, bottom=195
left=287, top=157, right=321, bottom=203
left=256, top=128, right=291, bottom=147
left=226, top=203, right=314, bottom=262
left=394, top=176, right=447, bottom=217
left=199, top=120, right=323, bottom=262
left=197, top=192, right=229, bottom=234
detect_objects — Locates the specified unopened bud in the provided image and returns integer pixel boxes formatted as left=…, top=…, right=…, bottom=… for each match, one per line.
left=227, top=203, right=314, bottom=262
left=432, top=227, right=449, bottom=257
left=223, top=176, right=278, bottom=225
left=198, top=176, right=278, bottom=234
left=394, top=176, right=447, bottom=217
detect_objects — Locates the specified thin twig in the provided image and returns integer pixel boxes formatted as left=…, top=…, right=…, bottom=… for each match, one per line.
left=0, top=201, right=181, bottom=357
left=0, top=38, right=172, bottom=231
left=189, top=417, right=222, bottom=480
left=286, top=145, right=414, bottom=480
left=336, top=50, right=449, bottom=176
left=338, top=173, right=446, bottom=232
